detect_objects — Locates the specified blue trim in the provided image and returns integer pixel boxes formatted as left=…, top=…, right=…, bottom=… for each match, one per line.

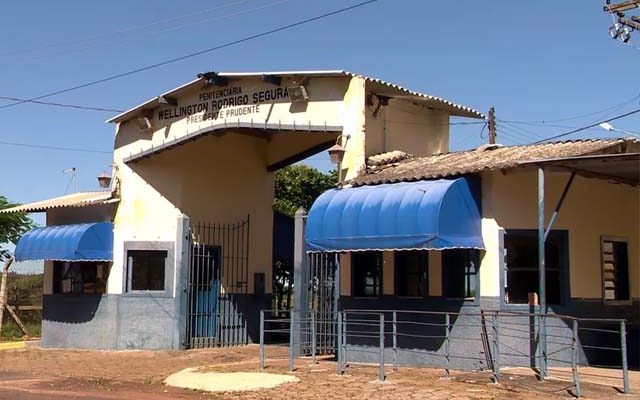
left=15, top=222, right=113, bottom=262
left=305, top=178, right=484, bottom=252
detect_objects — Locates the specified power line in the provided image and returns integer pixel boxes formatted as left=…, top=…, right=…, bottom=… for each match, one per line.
left=0, top=0, right=259, bottom=59
left=534, top=108, right=640, bottom=143
left=9, top=0, right=293, bottom=66
left=501, top=93, right=640, bottom=124
left=0, top=96, right=123, bottom=113
left=0, top=0, right=380, bottom=111
left=0, top=140, right=111, bottom=154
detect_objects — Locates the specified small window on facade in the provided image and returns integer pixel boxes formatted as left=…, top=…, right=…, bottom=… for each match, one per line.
left=443, top=249, right=479, bottom=300
left=53, top=262, right=109, bottom=294
left=601, top=238, right=630, bottom=302
left=395, top=250, right=428, bottom=297
left=126, top=250, right=167, bottom=292
left=352, top=251, right=382, bottom=297
left=504, top=230, right=568, bottom=305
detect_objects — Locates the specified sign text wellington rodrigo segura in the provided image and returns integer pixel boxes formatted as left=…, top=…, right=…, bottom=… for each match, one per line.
left=156, top=85, right=290, bottom=124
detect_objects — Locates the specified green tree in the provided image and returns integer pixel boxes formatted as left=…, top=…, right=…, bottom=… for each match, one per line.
left=0, top=196, right=34, bottom=260
left=272, top=165, right=336, bottom=311
left=274, top=165, right=337, bottom=216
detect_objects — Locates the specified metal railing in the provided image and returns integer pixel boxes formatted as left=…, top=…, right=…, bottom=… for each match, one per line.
left=259, top=309, right=632, bottom=397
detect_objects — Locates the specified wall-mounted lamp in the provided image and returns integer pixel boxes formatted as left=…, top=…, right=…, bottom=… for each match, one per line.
left=328, top=134, right=351, bottom=186
left=97, top=173, right=112, bottom=189
left=157, top=95, right=178, bottom=107
left=262, top=74, right=282, bottom=86
left=136, top=116, right=153, bottom=132
left=287, top=85, right=309, bottom=102
left=198, top=71, right=229, bottom=86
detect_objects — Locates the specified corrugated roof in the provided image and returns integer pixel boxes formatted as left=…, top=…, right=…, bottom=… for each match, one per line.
left=0, top=191, right=117, bottom=214
left=107, top=70, right=484, bottom=123
left=351, top=138, right=639, bottom=186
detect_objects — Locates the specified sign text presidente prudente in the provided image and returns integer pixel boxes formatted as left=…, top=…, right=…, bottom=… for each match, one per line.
left=156, top=86, right=289, bottom=124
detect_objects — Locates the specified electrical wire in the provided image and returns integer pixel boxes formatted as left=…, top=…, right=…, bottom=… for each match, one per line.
left=0, top=139, right=112, bottom=154
left=0, top=96, right=123, bottom=113
left=0, top=0, right=259, bottom=58
left=534, top=108, right=640, bottom=143
left=501, top=93, right=640, bottom=124
left=10, top=0, right=294, bottom=66
left=0, top=0, right=380, bottom=111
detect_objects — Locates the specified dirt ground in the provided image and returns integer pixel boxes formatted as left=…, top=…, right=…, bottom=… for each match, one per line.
left=0, top=344, right=636, bottom=399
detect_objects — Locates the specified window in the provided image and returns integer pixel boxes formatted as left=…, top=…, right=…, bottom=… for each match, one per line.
left=601, top=237, right=630, bottom=302
left=53, top=262, right=109, bottom=294
left=126, top=250, right=167, bottom=292
left=443, top=249, right=479, bottom=300
left=352, top=251, right=382, bottom=297
left=503, top=230, right=568, bottom=305
left=395, top=250, right=428, bottom=297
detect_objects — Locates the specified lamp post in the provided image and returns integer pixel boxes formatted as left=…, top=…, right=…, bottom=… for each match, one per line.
left=328, top=134, right=350, bottom=187
left=599, top=122, right=640, bottom=139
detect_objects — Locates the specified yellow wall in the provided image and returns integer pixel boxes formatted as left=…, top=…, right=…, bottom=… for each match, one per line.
left=109, top=74, right=467, bottom=299
left=383, top=251, right=394, bottom=295
left=341, top=77, right=367, bottom=181
left=365, top=96, right=450, bottom=157
left=428, top=251, right=443, bottom=296
left=480, top=169, right=640, bottom=300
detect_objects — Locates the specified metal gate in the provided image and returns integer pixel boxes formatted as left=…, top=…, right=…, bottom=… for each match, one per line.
left=186, top=217, right=250, bottom=348
left=307, top=252, right=339, bottom=355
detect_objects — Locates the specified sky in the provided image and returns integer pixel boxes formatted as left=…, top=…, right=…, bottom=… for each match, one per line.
left=1, top=0, right=639, bottom=272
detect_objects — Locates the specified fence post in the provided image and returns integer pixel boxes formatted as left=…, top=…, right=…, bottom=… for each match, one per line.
left=571, top=319, right=581, bottom=397
left=337, top=312, right=343, bottom=375
left=542, top=313, right=548, bottom=380
left=492, top=314, right=500, bottom=383
left=393, top=311, right=398, bottom=372
left=289, top=310, right=295, bottom=372
left=311, top=311, right=317, bottom=365
left=379, top=313, right=385, bottom=382
left=445, top=313, right=450, bottom=377
left=259, top=310, right=265, bottom=370
left=621, top=320, right=629, bottom=394
left=342, top=312, right=348, bottom=368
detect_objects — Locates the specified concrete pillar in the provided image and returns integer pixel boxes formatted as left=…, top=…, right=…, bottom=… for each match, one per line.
left=293, top=208, right=308, bottom=356
left=174, top=214, right=190, bottom=349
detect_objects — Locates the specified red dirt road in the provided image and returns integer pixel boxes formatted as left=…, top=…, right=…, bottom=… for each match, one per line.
left=0, top=345, right=634, bottom=399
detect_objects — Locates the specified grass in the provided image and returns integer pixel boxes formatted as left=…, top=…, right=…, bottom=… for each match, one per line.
left=1, top=319, right=41, bottom=340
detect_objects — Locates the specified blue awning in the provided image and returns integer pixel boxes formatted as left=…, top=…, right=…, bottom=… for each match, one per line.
left=15, top=222, right=113, bottom=262
left=305, top=179, right=483, bottom=252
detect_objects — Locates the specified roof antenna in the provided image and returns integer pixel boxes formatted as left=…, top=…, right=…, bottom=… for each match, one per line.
left=63, top=167, right=77, bottom=194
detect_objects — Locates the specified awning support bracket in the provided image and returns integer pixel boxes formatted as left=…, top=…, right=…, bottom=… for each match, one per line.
left=544, top=172, right=576, bottom=242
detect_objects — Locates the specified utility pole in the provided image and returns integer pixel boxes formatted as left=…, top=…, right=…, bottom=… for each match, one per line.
left=488, top=107, right=497, bottom=144
left=604, top=1, right=640, bottom=44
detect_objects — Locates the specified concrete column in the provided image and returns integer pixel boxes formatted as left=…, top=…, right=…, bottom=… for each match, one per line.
left=293, top=208, right=308, bottom=356
left=174, top=214, right=190, bottom=349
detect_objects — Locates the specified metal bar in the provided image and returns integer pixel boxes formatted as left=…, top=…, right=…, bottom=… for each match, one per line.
left=393, top=311, right=398, bottom=371
left=343, top=311, right=348, bottom=368
left=621, top=320, right=629, bottom=394
left=379, top=313, right=385, bottom=382
left=311, top=311, right=317, bottom=365
left=289, top=310, right=295, bottom=371
left=259, top=310, right=265, bottom=370
left=538, top=167, right=547, bottom=380
left=492, top=314, right=500, bottom=383
left=572, top=319, right=581, bottom=397
left=337, top=311, right=343, bottom=375
left=445, top=313, right=450, bottom=377
left=544, top=172, right=575, bottom=241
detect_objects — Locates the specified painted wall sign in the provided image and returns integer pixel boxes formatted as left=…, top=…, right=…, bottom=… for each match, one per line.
left=157, top=84, right=290, bottom=125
